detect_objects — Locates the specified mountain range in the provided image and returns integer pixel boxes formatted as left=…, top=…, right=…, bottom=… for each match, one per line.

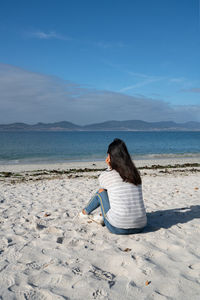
left=0, top=120, right=200, bottom=131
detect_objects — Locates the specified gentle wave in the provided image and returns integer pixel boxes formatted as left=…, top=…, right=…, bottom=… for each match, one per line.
left=0, top=152, right=200, bottom=165
left=133, top=153, right=200, bottom=160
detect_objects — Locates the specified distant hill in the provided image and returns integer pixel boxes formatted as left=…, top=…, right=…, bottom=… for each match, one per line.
left=82, top=120, right=200, bottom=131
left=0, top=120, right=200, bottom=131
left=0, top=121, right=81, bottom=131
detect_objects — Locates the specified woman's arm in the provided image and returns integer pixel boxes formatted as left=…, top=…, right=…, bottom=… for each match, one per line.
left=98, top=170, right=110, bottom=189
left=99, top=168, right=115, bottom=189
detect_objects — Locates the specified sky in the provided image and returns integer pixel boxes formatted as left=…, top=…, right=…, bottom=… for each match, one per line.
left=0, top=0, right=200, bottom=125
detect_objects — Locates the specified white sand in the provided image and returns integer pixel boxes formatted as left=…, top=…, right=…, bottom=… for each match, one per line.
left=0, top=159, right=200, bottom=299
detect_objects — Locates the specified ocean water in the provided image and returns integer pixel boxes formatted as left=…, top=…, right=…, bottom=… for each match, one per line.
left=0, top=131, right=200, bottom=164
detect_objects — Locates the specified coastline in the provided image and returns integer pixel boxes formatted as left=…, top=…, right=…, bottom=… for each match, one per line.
left=0, top=155, right=200, bottom=172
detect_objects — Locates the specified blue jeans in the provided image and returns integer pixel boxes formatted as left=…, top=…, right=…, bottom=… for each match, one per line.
left=84, top=190, right=143, bottom=235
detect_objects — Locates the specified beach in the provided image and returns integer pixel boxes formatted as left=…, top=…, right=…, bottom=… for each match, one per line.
left=0, top=157, right=200, bottom=300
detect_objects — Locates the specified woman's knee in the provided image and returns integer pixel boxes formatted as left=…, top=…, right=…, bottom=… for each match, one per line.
left=98, top=188, right=105, bottom=193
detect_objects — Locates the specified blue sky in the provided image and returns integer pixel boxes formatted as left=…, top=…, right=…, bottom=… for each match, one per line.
left=0, top=0, right=199, bottom=124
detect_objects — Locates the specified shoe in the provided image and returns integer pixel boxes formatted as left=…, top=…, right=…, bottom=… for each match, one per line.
left=78, top=211, right=90, bottom=219
left=78, top=211, right=104, bottom=226
left=92, top=214, right=104, bottom=225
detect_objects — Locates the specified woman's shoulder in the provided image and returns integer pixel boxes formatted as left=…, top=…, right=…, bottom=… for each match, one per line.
left=99, top=168, right=112, bottom=178
left=99, top=168, right=122, bottom=181
left=100, top=168, right=117, bottom=175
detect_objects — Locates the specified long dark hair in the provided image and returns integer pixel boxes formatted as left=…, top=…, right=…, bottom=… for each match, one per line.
left=107, top=138, right=141, bottom=185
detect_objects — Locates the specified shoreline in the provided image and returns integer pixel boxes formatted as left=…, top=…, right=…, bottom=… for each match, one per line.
left=0, top=155, right=200, bottom=172
left=0, top=158, right=199, bottom=184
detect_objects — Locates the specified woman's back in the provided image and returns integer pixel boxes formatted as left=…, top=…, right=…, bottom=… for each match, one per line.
left=99, top=169, right=147, bottom=229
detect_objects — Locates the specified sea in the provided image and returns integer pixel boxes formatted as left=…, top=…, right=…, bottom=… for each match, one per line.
left=0, top=131, right=200, bottom=165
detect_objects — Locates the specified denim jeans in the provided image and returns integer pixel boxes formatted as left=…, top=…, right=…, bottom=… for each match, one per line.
left=84, top=190, right=144, bottom=235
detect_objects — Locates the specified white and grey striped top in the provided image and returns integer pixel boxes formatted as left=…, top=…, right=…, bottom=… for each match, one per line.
left=99, top=169, right=147, bottom=229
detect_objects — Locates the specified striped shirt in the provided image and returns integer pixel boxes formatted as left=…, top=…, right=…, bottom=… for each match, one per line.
left=99, top=169, right=147, bottom=229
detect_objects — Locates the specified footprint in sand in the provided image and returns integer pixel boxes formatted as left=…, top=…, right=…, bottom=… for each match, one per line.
left=68, top=238, right=81, bottom=247
left=92, top=289, right=108, bottom=299
left=13, top=225, right=27, bottom=236
left=0, top=274, right=15, bottom=289
left=46, top=226, right=63, bottom=235
left=154, top=289, right=172, bottom=299
left=26, top=261, right=42, bottom=271
left=0, top=261, right=9, bottom=273
left=49, top=274, right=63, bottom=286
left=126, top=280, right=141, bottom=297
left=134, top=255, right=153, bottom=276
left=0, top=237, right=9, bottom=251
left=27, top=271, right=53, bottom=289
left=72, top=266, right=82, bottom=276
left=89, top=265, right=116, bottom=288
left=36, top=223, right=47, bottom=230
left=17, top=289, right=49, bottom=300
left=5, top=246, right=22, bottom=263
left=188, top=263, right=200, bottom=270
left=128, top=280, right=137, bottom=287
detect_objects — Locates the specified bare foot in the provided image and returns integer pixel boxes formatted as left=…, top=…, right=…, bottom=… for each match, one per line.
left=82, top=209, right=88, bottom=215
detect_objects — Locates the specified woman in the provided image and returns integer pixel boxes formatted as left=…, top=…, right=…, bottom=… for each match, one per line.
left=81, top=138, right=147, bottom=235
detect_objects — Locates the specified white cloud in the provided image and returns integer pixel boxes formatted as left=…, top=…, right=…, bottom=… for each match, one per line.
left=103, top=65, right=166, bottom=93
left=28, top=30, right=70, bottom=40
left=26, top=31, right=125, bottom=49
left=103, top=63, right=199, bottom=97
left=169, top=77, right=185, bottom=83
left=93, top=41, right=126, bottom=49
left=119, top=77, right=163, bottom=92
left=0, top=63, right=199, bottom=125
